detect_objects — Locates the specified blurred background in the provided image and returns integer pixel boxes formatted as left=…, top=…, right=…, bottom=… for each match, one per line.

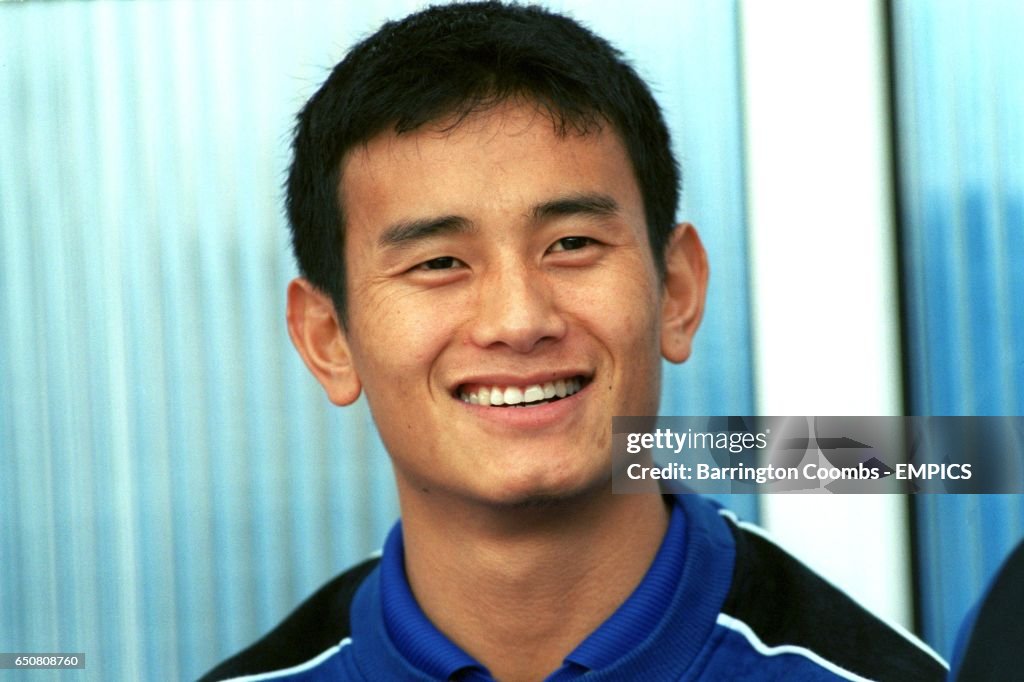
left=1, top=0, right=1021, bottom=679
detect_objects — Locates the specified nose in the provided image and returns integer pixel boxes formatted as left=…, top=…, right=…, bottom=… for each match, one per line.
left=468, top=260, right=567, bottom=353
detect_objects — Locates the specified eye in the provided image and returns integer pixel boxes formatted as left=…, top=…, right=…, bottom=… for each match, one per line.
left=548, top=236, right=594, bottom=253
left=417, top=256, right=464, bottom=270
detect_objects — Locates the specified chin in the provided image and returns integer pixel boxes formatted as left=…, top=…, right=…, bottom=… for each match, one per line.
left=480, top=467, right=610, bottom=510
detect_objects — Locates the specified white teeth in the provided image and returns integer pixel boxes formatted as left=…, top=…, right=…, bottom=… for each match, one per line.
left=503, top=386, right=523, bottom=405
left=461, top=377, right=585, bottom=406
left=554, top=379, right=567, bottom=398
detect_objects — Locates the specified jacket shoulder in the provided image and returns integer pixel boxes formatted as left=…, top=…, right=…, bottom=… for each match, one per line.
left=719, top=517, right=946, bottom=682
left=198, top=556, right=381, bottom=681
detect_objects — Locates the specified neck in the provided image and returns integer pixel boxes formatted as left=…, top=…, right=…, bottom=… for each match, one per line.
left=396, top=481, right=669, bottom=681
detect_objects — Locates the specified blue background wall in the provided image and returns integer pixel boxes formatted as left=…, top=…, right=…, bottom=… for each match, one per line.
left=891, top=0, right=1024, bottom=658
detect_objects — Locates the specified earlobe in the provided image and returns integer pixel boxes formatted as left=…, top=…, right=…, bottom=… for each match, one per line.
left=660, top=223, right=709, bottom=364
left=286, top=278, right=362, bottom=405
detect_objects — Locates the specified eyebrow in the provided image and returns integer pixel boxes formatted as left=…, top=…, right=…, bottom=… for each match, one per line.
left=378, top=215, right=473, bottom=250
left=376, top=192, right=621, bottom=250
left=531, top=192, right=620, bottom=222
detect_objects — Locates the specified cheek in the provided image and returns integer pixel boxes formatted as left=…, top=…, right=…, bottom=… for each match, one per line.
left=564, top=262, right=663, bottom=408
left=349, top=288, right=441, bottom=371
left=566, top=261, right=661, bottom=344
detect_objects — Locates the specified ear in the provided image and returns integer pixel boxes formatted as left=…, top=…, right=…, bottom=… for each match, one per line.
left=660, top=223, right=709, bottom=364
left=286, top=278, right=362, bottom=405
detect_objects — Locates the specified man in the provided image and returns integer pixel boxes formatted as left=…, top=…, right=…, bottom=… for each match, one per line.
left=202, top=3, right=946, bottom=680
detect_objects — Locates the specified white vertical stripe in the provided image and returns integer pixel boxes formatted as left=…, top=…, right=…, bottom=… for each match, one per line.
left=739, top=0, right=912, bottom=628
left=92, top=4, right=143, bottom=678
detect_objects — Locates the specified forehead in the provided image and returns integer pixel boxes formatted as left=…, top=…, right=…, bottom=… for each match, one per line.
left=337, top=102, right=643, bottom=232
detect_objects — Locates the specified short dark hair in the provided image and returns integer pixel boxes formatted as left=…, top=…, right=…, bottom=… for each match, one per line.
left=286, top=1, right=680, bottom=323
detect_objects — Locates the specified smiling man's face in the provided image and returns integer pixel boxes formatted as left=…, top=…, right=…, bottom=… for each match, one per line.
left=309, top=101, right=700, bottom=508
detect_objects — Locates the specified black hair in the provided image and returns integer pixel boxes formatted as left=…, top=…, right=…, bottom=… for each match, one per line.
left=286, top=1, right=680, bottom=323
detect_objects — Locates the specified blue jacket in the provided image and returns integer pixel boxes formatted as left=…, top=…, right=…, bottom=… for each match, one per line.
left=201, top=495, right=946, bottom=681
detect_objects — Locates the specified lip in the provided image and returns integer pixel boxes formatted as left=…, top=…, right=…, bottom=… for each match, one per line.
left=451, top=372, right=594, bottom=429
left=450, top=369, right=592, bottom=393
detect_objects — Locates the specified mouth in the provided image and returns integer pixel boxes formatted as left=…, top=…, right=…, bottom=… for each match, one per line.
left=456, top=375, right=592, bottom=408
